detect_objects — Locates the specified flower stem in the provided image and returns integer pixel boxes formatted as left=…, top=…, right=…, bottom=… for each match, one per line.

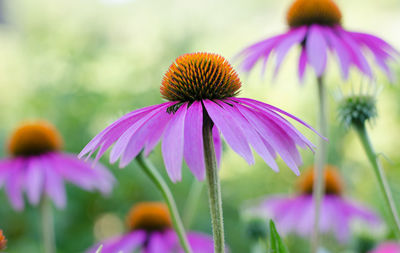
left=355, top=124, right=400, bottom=239
left=40, top=198, right=56, bottom=253
left=203, top=115, right=225, bottom=253
left=311, top=76, right=328, bottom=253
left=136, top=154, right=193, bottom=253
left=183, top=179, right=204, bottom=228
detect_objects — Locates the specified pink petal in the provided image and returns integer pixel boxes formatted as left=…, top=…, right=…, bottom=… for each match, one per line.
left=298, top=47, right=307, bottom=82
left=323, top=27, right=351, bottom=79
left=43, top=156, right=66, bottom=209
left=183, top=101, right=205, bottom=181
left=203, top=100, right=254, bottom=165
left=306, top=25, right=328, bottom=77
left=213, top=125, right=222, bottom=168
left=162, top=104, right=188, bottom=182
left=5, top=159, right=24, bottom=210
left=25, top=157, right=44, bottom=205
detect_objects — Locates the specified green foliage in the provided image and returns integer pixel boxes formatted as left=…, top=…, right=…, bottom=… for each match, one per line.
left=269, top=220, right=289, bottom=253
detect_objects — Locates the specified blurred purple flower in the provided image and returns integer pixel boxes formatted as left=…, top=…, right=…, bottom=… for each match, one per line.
left=87, top=202, right=214, bottom=253
left=369, top=242, right=400, bottom=253
left=79, top=52, right=323, bottom=182
left=0, top=121, right=115, bottom=210
left=253, top=166, right=380, bottom=243
left=236, top=0, right=398, bottom=82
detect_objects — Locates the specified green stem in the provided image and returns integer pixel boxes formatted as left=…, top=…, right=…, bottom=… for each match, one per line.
left=355, top=124, right=400, bottom=239
left=203, top=115, right=225, bottom=253
left=136, top=155, right=193, bottom=253
left=41, top=198, right=56, bottom=253
left=183, top=179, right=204, bottom=228
left=311, top=76, right=328, bottom=253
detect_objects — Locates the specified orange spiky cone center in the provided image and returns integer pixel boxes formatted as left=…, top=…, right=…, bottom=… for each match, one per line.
left=0, top=230, right=7, bottom=251
left=297, top=165, right=343, bottom=195
left=126, top=202, right=172, bottom=232
left=8, top=121, right=63, bottom=157
left=287, top=0, right=342, bottom=28
left=161, top=52, right=241, bottom=102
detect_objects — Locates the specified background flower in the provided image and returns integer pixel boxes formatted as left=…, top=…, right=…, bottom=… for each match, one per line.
left=236, top=0, right=398, bottom=82
left=87, top=202, right=214, bottom=253
left=0, top=121, right=115, bottom=210
left=252, top=166, right=381, bottom=243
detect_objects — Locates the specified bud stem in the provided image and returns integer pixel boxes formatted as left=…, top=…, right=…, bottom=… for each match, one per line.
left=203, top=114, right=225, bottom=253
left=136, top=154, right=193, bottom=253
left=41, top=197, right=56, bottom=253
left=355, top=124, right=400, bottom=239
left=311, top=76, right=328, bottom=253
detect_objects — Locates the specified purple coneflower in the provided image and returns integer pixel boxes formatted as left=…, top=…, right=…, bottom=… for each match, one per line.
left=0, top=121, right=115, bottom=210
left=88, top=202, right=214, bottom=253
left=369, top=242, right=400, bottom=253
left=254, top=166, right=380, bottom=243
left=236, top=0, right=398, bottom=81
left=79, top=52, right=320, bottom=182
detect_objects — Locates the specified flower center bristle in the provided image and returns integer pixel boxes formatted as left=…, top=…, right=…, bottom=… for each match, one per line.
left=297, top=165, right=343, bottom=195
left=126, top=202, right=172, bottom=232
left=287, top=0, right=342, bottom=28
left=8, top=121, right=63, bottom=157
left=160, top=52, right=241, bottom=102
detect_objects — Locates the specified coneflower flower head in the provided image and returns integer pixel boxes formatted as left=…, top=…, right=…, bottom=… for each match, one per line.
left=87, top=202, right=214, bottom=253
left=0, top=230, right=6, bottom=251
left=0, top=121, right=115, bottom=210
left=286, top=0, right=342, bottom=28
left=236, top=0, right=398, bottom=82
left=253, top=165, right=380, bottom=242
left=80, top=52, right=323, bottom=182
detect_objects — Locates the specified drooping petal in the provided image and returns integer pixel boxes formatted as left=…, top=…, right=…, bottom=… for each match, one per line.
left=298, top=47, right=307, bottom=82
left=146, top=232, right=171, bottom=253
left=335, top=27, right=373, bottom=78
left=43, top=156, right=66, bottom=208
left=86, top=231, right=146, bottom=253
left=323, top=27, right=351, bottom=79
left=236, top=34, right=284, bottom=72
left=306, top=25, right=328, bottom=77
left=119, top=105, right=172, bottom=167
left=0, top=160, right=13, bottom=188
left=5, top=159, right=24, bottom=210
left=53, top=153, right=115, bottom=194
left=183, top=101, right=205, bottom=181
left=203, top=100, right=254, bottom=165
left=109, top=103, right=170, bottom=165
left=274, top=26, right=307, bottom=76
left=183, top=233, right=215, bottom=253
left=228, top=102, right=279, bottom=172
left=25, top=157, right=44, bottom=205
left=213, top=125, right=222, bottom=168
left=162, top=104, right=188, bottom=182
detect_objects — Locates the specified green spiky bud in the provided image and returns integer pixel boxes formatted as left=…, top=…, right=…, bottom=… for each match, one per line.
left=338, top=95, right=377, bottom=128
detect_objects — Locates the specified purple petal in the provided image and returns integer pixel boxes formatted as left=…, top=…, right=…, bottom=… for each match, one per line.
left=228, top=103, right=279, bottom=171
left=0, top=159, right=13, bottom=188
left=119, top=105, right=172, bottom=167
left=323, top=27, right=351, bottom=79
left=335, top=27, right=373, bottom=78
left=42, top=156, right=66, bottom=208
left=183, top=232, right=215, bottom=253
left=306, top=25, right=328, bottom=77
left=213, top=125, right=222, bottom=168
left=203, top=100, right=254, bottom=165
left=274, top=26, right=307, bottom=76
left=87, top=231, right=146, bottom=253
left=183, top=101, right=205, bottom=181
left=146, top=232, right=171, bottom=253
left=298, top=47, right=307, bottom=82
left=25, top=157, right=44, bottom=205
left=5, top=159, right=25, bottom=210
left=162, top=103, right=188, bottom=182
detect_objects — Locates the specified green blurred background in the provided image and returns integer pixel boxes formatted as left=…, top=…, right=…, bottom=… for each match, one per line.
left=0, top=0, right=399, bottom=252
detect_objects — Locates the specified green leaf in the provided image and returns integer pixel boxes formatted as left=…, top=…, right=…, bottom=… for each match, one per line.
left=269, top=220, right=290, bottom=253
